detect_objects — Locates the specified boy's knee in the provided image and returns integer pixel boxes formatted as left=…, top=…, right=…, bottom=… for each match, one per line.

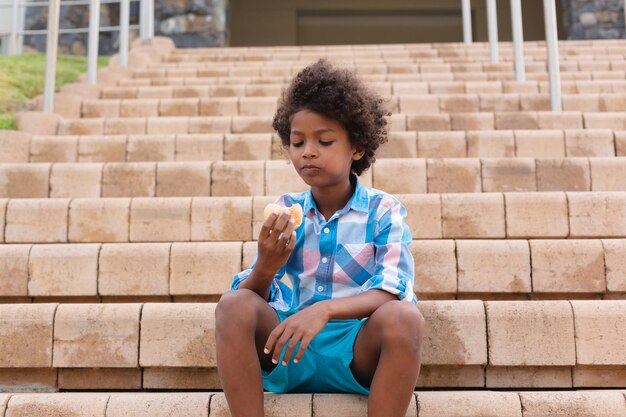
left=215, top=289, right=261, bottom=328
left=376, top=302, right=425, bottom=346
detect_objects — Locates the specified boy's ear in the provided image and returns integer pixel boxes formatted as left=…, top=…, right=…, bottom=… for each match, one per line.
left=352, top=147, right=365, bottom=161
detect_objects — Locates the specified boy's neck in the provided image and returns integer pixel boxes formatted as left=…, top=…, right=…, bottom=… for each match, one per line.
left=311, top=174, right=356, bottom=221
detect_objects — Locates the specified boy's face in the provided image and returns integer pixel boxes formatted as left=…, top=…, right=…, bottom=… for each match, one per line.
left=288, top=109, right=364, bottom=188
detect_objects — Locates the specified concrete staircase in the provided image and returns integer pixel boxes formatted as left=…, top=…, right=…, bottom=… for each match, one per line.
left=0, top=37, right=625, bottom=416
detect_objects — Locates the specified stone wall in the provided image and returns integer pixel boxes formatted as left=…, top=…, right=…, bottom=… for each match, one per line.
left=22, top=0, right=228, bottom=55
left=562, top=0, right=626, bottom=39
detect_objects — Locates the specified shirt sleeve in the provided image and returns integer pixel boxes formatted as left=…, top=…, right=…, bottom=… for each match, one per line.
left=357, top=199, right=418, bottom=304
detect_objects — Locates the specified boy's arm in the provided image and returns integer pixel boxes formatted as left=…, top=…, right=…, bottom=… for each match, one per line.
left=314, top=289, right=396, bottom=320
left=238, top=265, right=277, bottom=302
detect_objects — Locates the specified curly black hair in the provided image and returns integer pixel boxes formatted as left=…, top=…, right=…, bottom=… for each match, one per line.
left=272, top=59, right=391, bottom=176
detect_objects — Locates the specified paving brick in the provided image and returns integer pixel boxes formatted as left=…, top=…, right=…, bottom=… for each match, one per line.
left=503, top=81, right=539, bottom=94
left=616, top=131, right=626, bottom=156
left=393, top=82, right=429, bottom=95
left=57, top=118, right=103, bottom=135
left=571, top=300, right=626, bottom=365
left=388, top=113, right=407, bottom=131
left=50, top=163, right=102, bottom=198
left=211, top=161, right=264, bottom=196
left=0, top=131, right=30, bottom=163
left=504, top=192, right=568, bottom=238
left=495, top=112, right=539, bottom=130
left=481, top=158, right=536, bottom=192
left=5, top=393, right=109, bottom=416
left=5, top=199, right=69, bottom=243
left=159, top=98, right=199, bottom=117
left=140, top=303, right=215, bottom=366
left=429, top=81, right=464, bottom=94
left=0, top=303, right=56, bottom=367
left=417, top=391, right=522, bottom=417
left=451, top=113, right=495, bottom=131
left=53, top=303, right=140, bottom=367
left=314, top=393, right=415, bottom=417
left=409, top=240, right=456, bottom=295
left=486, top=366, right=572, bottom=388
left=563, top=94, right=601, bottom=111
left=539, top=112, right=584, bottom=130
left=239, top=97, right=278, bottom=116
left=142, top=367, right=221, bottom=389
left=106, top=393, right=211, bottom=417
left=173, top=86, right=210, bottom=98
left=77, top=135, right=127, bottom=162
left=519, top=391, right=626, bottom=417
left=188, top=116, right=231, bottom=134
left=420, top=300, right=487, bottom=365
left=519, top=94, right=550, bottom=111
left=68, top=198, right=130, bottom=242
left=479, top=93, right=520, bottom=112
left=58, top=368, right=141, bottom=390
left=264, top=161, right=309, bottom=195
left=372, top=159, right=426, bottom=194
left=120, top=99, right=159, bottom=117
left=572, top=366, right=626, bottom=388
left=417, top=131, right=466, bottom=158
left=191, top=197, right=252, bottom=241
left=395, top=194, right=442, bottom=239
left=127, top=134, right=175, bottom=162
left=0, top=244, right=30, bottom=296
left=442, top=193, right=505, bottom=238
left=467, top=131, right=514, bottom=157
left=590, top=158, right=626, bottom=191
left=224, top=133, right=272, bottom=160
left=530, top=240, right=605, bottom=293
left=156, top=161, right=211, bottom=196
left=99, top=243, right=170, bottom=295
left=377, top=131, right=417, bottom=158
left=102, top=162, right=156, bottom=197
left=199, top=98, right=239, bottom=116
left=398, top=95, right=439, bottom=113
left=146, top=117, right=188, bottom=135
left=584, top=112, right=626, bottom=130
left=536, top=158, right=590, bottom=191
left=427, top=159, right=481, bottom=193
left=170, top=242, right=241, bottom=296
left=599, top=93, right=626, bottom=112
left=104, top=118, right=147, bottom=135
left=602, top=239, right=626, bottom=292
left=466, top=81, right=501, bottom=94
left=102, top=87, right=137, bottom=99
left=514, top=130, right=565, bottom=157
left=28, top=244, right=99, bottom=296
left=439, top=94, right=478, bottom=113
left=175, top=134, right=223, bottom=161
left=211, top=392, right=311, bottom=417
left=565, top=129, right=614, bottom=157
left=486, top=301, right=575, bottom=366
left=407, top=114, right=450, bottom=131
left=416, top=365, right=485, bottom=388
left=457, top=240, right=530, bottom=293
left=82, top=99, right=120, bottom=118
left=568, top=192, right=626, bottom=237
left=231, top=116, right=272, bottom=133
left=30, top=135, right=78, bottom=162
left=0, top=163, right=50, bottom=198
left=130, top=197, right=191, bottom=242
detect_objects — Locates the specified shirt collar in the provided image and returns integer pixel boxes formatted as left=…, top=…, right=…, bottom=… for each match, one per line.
left=303, top=174, right=369, bottom=219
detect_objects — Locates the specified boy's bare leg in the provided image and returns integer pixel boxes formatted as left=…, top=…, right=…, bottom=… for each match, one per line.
left=349, top=301, right=425, bottom=417
left=215, top=289, right=282, bottom=417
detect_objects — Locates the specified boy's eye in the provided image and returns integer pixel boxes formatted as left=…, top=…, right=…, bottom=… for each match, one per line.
left=290, top=142, right=303, bottom=147
left=320, top=141, right=333, bottom=146
left=290, top=141, right=334, bottom=147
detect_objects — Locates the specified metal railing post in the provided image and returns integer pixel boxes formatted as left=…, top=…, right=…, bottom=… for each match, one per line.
left=510, top=0, right=525, bottom=81
left=119, top=0, right=130, bottom=65
left=486, top=0, right=498, bottom=63
left=139, top=0, right=147, bottom=39
left=87, top=0, right=101, bottom=83
left=10, top=0, right=18, bottom=54
left=543, top=0, right=562, bottom=111
left=43, top=0, right=61, bottom=112
left=147, top=0, right=154, bottom=39
left=462, top=0, right=472, bottom=44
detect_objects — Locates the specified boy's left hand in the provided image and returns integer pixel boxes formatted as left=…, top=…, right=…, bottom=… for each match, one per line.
left=264, top=302, right=330, bottom=366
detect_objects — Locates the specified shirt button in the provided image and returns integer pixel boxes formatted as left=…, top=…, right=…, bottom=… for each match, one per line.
left=317, top=285, right=324, bottom=292
left=321, top=257, right=328, bottom=263
left=323, top=227, right=330, bottom=234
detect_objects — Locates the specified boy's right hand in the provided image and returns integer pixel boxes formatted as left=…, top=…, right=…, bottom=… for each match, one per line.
left=255, top=211, right=297, bottom=277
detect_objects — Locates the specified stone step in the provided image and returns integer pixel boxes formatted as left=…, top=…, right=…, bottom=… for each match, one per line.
left=76, top=94, right=626, bottom=119
left=52, top=112, right=626, bottom=136
left=1, top=191, right=625, bottom=240
left=97, top=80, right=626, bottom=99
left=1, top=238, right=624, bottom=300
left=0, top=391, right=625, bottom=416
left=3, top=130, right=624, bottom=164
left=0, top=301, right=624, bottom=390
left=2, top=158, right=626, bottom=198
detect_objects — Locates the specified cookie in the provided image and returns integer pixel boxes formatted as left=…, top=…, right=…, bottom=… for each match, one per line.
left=263, top=203, right=303, bottom=228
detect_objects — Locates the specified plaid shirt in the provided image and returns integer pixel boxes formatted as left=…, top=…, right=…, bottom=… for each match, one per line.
left=231, top=174, right=418, bottom=312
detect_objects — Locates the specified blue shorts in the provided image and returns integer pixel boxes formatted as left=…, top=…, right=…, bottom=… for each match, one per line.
left=261, top=306, right=371, bottom=395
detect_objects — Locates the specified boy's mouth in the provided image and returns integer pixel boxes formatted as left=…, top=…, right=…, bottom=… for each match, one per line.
left=301, top=165, right=321, bottom=174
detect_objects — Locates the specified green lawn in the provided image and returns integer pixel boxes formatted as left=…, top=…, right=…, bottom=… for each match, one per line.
left=0, top=53, right=109, bottom=130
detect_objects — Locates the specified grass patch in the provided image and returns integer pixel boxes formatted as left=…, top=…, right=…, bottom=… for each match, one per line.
left=0, top=53, right=109, bottom=130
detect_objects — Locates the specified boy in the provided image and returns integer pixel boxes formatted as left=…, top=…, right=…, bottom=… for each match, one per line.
left=215, top=59, right=425, bottom=417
